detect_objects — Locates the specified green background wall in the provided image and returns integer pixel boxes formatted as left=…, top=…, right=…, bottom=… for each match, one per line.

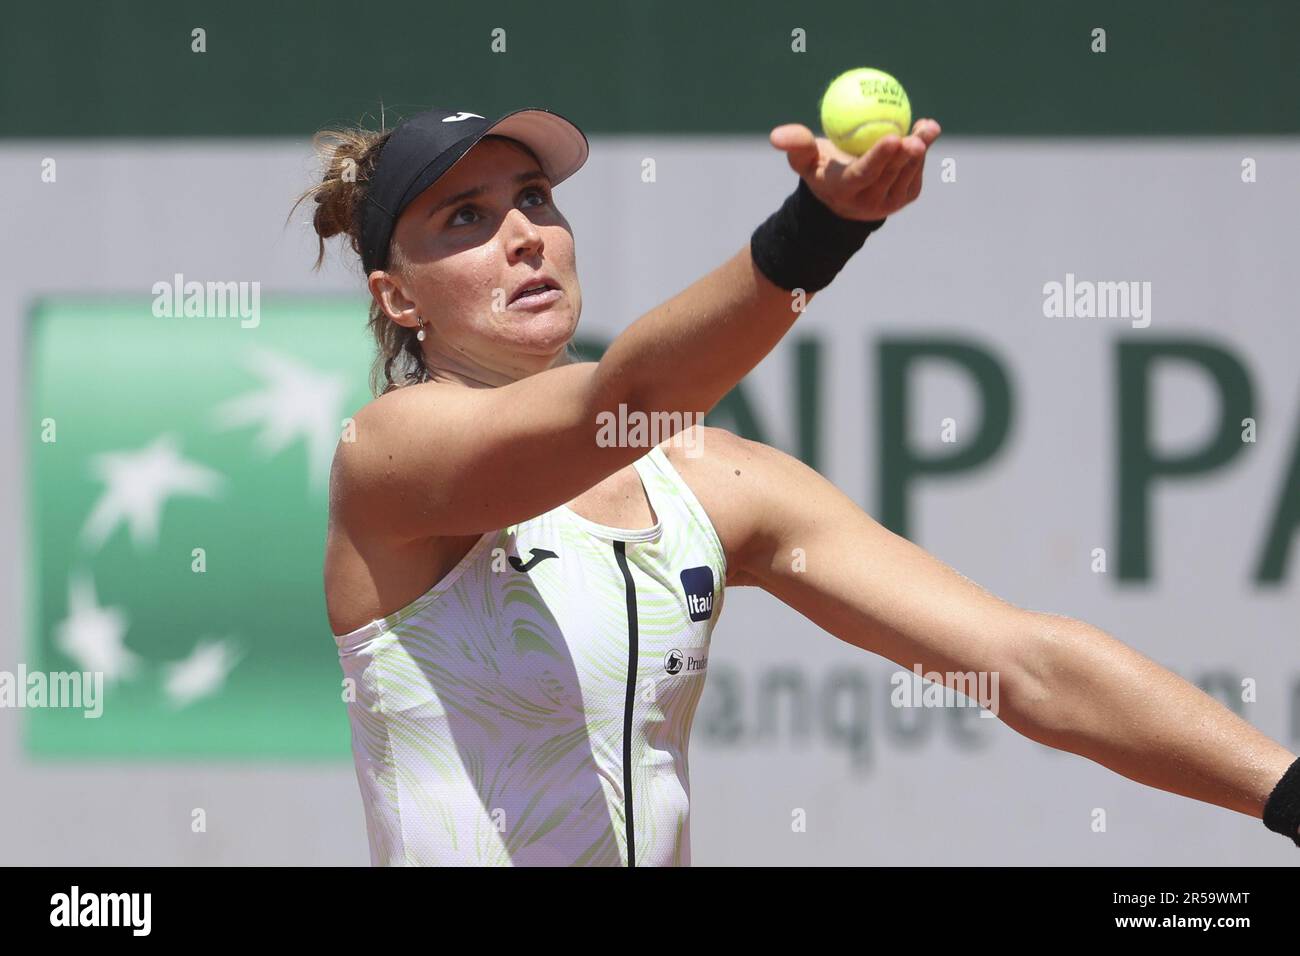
left=5, top=0, right=1297, bottom=137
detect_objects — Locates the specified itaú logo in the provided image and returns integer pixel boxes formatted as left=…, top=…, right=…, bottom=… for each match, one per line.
left=679, top=566, right=715, bottom=622
left=664, top=649, right=707, bottom=675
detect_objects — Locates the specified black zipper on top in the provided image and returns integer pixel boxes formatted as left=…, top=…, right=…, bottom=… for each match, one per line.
left=612, top=539, right=638, bottom=868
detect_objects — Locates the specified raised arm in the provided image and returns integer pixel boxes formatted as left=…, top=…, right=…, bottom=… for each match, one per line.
left=336, top=120, right=942, bottom=540
left=704, top=426, right=1298, bottom=836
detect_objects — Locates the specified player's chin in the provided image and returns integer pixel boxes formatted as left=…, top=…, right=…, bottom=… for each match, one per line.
left=497, top=304, right=577, bottom=353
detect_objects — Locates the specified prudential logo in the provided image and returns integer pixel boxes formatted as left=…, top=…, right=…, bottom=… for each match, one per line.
left=49, top=886, right=151, bottom=936
left=664, top=649, right=708, bottom=675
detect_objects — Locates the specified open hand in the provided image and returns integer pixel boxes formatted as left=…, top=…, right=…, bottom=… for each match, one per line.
left=768, top=118, right=942, bottom=221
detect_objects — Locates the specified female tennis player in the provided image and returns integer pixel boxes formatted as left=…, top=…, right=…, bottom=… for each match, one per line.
left=300, top=106, right=1300, bottom=866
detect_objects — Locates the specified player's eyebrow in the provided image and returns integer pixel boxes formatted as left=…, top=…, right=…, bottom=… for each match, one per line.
left=428, top=170, right=550, bottom=218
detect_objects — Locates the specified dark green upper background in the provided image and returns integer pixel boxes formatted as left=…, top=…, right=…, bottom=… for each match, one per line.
left=5, top=0, right=1296, bottom=137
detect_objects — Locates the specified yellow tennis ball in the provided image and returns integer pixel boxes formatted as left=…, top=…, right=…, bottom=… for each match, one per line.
left=820, top=67, right=912, bottom=156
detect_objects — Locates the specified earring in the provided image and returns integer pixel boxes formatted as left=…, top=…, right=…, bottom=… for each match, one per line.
left=416, top=316, right=426, bottom=342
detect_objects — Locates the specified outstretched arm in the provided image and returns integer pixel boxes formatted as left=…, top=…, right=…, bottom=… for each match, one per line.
left=706, top=427, right=1297, bottom=831
left=336, top=121, right=941, bottom=541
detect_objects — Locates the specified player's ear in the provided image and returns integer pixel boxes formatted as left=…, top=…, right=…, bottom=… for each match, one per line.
left=368, top=270, right=419, bottom=330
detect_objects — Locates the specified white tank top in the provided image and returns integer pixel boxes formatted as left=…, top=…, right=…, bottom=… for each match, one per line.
left=334, top=443, right=726, bottom=866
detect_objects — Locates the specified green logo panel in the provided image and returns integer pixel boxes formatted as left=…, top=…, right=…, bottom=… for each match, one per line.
left=25, top=296, right=378, bottom=757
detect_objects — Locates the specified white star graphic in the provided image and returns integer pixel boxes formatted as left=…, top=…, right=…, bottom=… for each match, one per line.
left=54, top=572, right=140, bottom=685
left=162, top=638, right=243, bottom=709
left=211, top=347, right=348, bottom=494
left=80, top=434, right=225, bottom=552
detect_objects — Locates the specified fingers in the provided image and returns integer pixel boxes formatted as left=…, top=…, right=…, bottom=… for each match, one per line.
left=769, top=123, right=819, bottom=178
left=845, top=135, right=911, bottom=205
left=843, top=135, right=904, bottom=187
left=855, top=121, right=934, bottom=211
left=769, top=117, right=940, bottom=216
left=884, top=154, right=923, bottom=208
left=769, top=123, right=816, bottom=149
left=883, top=134, right=929, bottom=207
left=911, top=117, right=942, bottom=146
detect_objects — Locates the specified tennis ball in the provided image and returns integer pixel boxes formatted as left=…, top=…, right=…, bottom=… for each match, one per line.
left=820, top=68, right=911, bottom=157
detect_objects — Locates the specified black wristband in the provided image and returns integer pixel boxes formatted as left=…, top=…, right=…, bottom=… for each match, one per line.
left=1263, top=756, right=1300, bottom=847
left=749, top=177, right=886, bottom=294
